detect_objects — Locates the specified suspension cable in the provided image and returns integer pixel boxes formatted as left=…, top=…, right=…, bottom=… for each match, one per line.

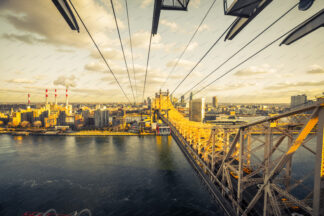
left=171, top=20, right=234, bottom=95
left=142, top=33, right=153, bottom=101
left=125, top=0, right=137, bottom=102
left=69, top=0, right=131, bottom=103
left=187, top=23, right=299, bottom=100
left=182, top=3, right=298, bottom=96
left=160, top=0, right=218, bottom=89
left=110, top=0, right=135, bottom=103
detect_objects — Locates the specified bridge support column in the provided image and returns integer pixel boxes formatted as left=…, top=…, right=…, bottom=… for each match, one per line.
left=263, top=123, right=273, bottom=216
left=211, top=129, right=215, bottom=173
left=285, top=127, right=293, bottom=188
left=313, top=105, right=324, bottom=216
left=237, top=128, right=245, bottom=215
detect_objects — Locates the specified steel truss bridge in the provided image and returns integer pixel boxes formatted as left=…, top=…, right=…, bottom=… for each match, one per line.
left=153, top=91, right=324, bottom=216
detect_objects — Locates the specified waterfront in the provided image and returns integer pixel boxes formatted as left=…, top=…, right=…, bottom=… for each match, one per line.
left=0, top=135, right=224, bottom=216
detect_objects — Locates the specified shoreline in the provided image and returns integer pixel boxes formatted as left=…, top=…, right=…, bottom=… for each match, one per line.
left=0, top=130, right=156, bottom=136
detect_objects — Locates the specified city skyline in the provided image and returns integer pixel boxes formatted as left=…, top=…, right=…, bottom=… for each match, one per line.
left=0, top=0, right=324, bottom=104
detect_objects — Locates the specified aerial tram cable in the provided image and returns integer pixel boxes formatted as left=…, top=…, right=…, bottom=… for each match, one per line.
left=170, top=21, right=234, bottom=95
left=142, top=33, right=153, bottom=102
left=160, top=0, right=218, bottom=89
left=182, top=2, right=299, bottom=97
left=186, top=20, right=302, bottom=101
left=124, top=0, right=137, bottom=102
left=68, top=0, right=131, bottom=104
left=110, top=0, right=135, bottom=103
left=142, top=0, right=160, bottom=102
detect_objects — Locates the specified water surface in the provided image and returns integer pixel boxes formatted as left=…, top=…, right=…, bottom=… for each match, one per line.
left=0, top=135, right=224, bottom=216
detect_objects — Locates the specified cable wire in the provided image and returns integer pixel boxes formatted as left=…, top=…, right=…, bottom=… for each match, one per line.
left=110, top=0, right=135, bottom=103
left=182, top=3, right=298, bottom=96
left=142, top=33, right=153, bottom=101
left=187, top=24, right=299, bottom=100
left=160, top=0, right=218, bottom=89
left=69, top=0, right=131, bottom=103
left=171, top=20, right=234, bottom=95
left=125, top=0, right=137, bottom=102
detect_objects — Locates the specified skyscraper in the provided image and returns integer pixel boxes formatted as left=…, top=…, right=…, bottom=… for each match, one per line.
left=94, top=109, right=109, bottom=128
left=212, top=96, right=218, bottom=108
left=189, top=98, right=205, bottom=122
left=189, top=92, right=193, bottom=101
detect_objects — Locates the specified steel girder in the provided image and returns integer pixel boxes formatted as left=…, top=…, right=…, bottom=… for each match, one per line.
left=153, top=92, right=324, bottom=215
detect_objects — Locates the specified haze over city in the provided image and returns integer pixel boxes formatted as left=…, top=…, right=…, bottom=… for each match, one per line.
left=0, top=0, right=323, bottom=104
left=1, top=0, right=324, bottom=216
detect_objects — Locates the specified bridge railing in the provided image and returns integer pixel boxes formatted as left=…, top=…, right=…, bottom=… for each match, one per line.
left=153, top=93, right=324, bottom=216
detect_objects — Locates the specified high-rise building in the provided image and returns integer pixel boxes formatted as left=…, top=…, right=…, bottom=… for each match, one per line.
left=291, top=94, right=307, bottom=108
left=147, top=97, right=152, bottom=109
left=94, top=109, right=109, bottom=128
left=82, top=109, right=90, bottom=126
left=189, top=98, right=205, bottom=122
left=180, top=95, right=185, bottom=106
left=212, top=96, right=218, bottom=108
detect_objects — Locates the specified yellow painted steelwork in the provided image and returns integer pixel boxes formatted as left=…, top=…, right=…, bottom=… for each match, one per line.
left=321, top=128, right=324, bottom=177
left=153, top=94, right=224, bottom=165
left=287, top=116, right=318, bottom=155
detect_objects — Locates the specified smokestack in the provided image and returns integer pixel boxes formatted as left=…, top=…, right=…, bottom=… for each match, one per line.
left=55, top=89, right=57, bottom=105
left=66, top=89, right=68, bottom=107
left=28, top=93, right=30, bottom=106
left=45, top=89, right=48, bottom=105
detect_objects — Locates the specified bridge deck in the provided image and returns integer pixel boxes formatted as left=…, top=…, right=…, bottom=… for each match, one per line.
left=153, top=93, right=324, bottom=215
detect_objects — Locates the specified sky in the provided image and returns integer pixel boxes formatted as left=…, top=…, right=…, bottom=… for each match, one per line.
left=0, top=0, right=323, bottom=104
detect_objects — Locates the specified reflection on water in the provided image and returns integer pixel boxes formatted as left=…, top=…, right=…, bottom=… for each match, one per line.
left=0, top=135, right=224, bottom=216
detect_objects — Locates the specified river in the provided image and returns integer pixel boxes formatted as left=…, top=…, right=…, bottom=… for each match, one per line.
left=0, top=135, right=225, bottom=216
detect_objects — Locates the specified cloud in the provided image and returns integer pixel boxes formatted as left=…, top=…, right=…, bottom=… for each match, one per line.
left=141, top=0, right=152, bottom=8
left=85, top=62, right=105, bottom=73
left=198, top=24, right=209, bottom=33
left=208, top=82, right=256, bottom=92
left=160, top=19, right=178, bottom=32
left=190, top=0, right=201, bottom=7
left=56, top=48, right=74, bottom=53
left=33, top=75, right=47, bottom=81
left=131, top=31, right=152, bottom=48
left=1, top=33, right=43, bottom=44
left=0, top=0, right=122, bottom=48
left=187, top=42, right=198, bottom=51
left=6, top=78, right=35, bottom=84
left=306, top=65, right=324, bottom=74
left=71, top=87, right=120, bottom=96
left=234, top=65, right=275, bottom=76
left=264, top=80, right=324, bottom=90
left=53, top=75, right=77, bottom=88
left=84, top=61, right=152, bottom=80
left=166, top=59, right=194, bottom=69
left=90, top=48, right=123, bottom=60
left=130, top=31, right=170, bottom=51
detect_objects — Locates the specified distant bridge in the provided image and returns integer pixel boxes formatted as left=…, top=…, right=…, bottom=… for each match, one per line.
left=153, top=92, right=324, bottom=216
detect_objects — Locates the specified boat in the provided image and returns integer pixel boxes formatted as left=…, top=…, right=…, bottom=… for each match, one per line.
left=156, top=125, right=171, bottom=136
